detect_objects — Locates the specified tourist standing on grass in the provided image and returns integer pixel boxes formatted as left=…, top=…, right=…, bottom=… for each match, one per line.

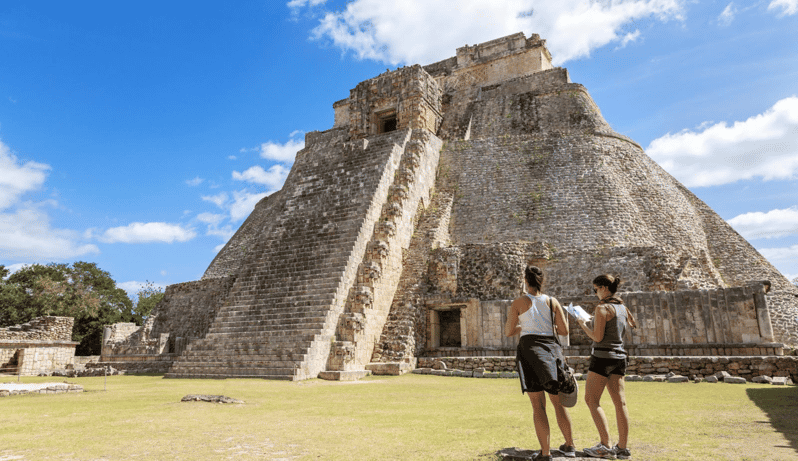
left=578, top=274, right=637, bottom=459
left=505, top=266, right=576, bottom=461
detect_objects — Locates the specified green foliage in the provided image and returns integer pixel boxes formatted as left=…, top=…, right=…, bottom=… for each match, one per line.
left=133, top=280, right=165, bottom=324
left=0, top=262, right=134, bottom=355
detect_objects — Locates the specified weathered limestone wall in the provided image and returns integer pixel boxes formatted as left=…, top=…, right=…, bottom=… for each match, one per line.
left=417, top=355, right=798, bottom=383
left=0, top=317, right=78, bottom=376
left=370, top=190, right=455, bottom=366
left=0, top=316, right=73, bottom=342
left=417, top=284, right=777, bottom=359
left=347, top=65, right=442, bottom=139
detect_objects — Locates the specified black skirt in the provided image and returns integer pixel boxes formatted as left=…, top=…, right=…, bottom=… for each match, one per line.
left=516, top=334, right=565, bottom=395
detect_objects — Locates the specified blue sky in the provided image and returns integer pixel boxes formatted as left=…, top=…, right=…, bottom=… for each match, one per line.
left=1, top=0, right=797, bottom=296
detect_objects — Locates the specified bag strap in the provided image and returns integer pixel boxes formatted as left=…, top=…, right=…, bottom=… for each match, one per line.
left=548, top=296, right=561, bottom=346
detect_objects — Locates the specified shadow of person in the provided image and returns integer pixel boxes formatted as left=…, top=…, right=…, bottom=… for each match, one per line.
left=746, top=386, right=798, bottom=456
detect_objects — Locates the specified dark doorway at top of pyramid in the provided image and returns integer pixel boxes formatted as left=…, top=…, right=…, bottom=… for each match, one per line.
left=379, top=114, right=397, bottom=133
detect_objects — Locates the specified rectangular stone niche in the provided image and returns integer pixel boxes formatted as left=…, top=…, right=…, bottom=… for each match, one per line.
left=428, top=305, right=467, bottom=349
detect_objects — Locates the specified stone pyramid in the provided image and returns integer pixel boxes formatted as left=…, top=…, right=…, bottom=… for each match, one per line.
left=102, top=33, right=797, bottom=380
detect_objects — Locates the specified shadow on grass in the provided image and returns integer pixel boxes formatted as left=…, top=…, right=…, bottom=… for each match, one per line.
left=746, top=386, right=798, bottom=456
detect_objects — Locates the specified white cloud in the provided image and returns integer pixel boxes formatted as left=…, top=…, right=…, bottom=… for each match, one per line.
left=288, top=0, right=327, bottom=11
left=0, top=205, right=99, bottom=260
left=769, top=0, right=798, bottom=16
left=728, top=207, right=798, bottom=240
left=260, top=137, right=304, bottom=163
left=615, top=30, right=641, bottom=49
left=0, top=139, right=50, bottom=210
left=718, top=3, right=736, bottom=25
left=196, top=212, right=226, bottom=225
left=185, top=176, right=204, bottom=186
left=759, top=244, right=798, bottom=265
left=230, top=190, right=269, bottom=222
left=647, top=96, right=798, bottom=187
left=100, top=222, right=197, bottom=244
left=206, top=225, right=235, bottom=240
left=232, top=164, right=290, bottom=190
left=201, top=192, right=229, bottom=209
left=301, top=0, right=684, bottom=66
left=3, top=263, right=31, bottom=276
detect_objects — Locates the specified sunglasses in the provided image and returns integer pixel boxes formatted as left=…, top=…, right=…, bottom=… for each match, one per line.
left=592, top=287, right=599, bottom=293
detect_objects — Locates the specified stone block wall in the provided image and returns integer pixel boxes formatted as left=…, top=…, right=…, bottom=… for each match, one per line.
left=416, top=283, right=776, bottom=360
left=0, top=316, right=78, bottom=376
left=417, top=355, right=798, bottom=382
left=0, top=316, right=74, bottom=342
left=347, top=65, right=442, bottom=139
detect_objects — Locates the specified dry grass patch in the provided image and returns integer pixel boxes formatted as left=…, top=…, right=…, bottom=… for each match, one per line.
left=0, top=374, right=796, bottom=460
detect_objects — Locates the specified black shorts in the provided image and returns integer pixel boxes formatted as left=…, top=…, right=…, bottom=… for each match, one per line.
left=589, top=355, right=627, bottom=377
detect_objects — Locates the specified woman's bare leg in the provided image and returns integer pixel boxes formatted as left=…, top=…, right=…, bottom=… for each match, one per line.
left=548, top=393, right=574, bottom=447
left=607, top=374, right=630, bottom=448
left=528, top=391, right=550, bottom=455
left=584, top=371, right=610, bottom=446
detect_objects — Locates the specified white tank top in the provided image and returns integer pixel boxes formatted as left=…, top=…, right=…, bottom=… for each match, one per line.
left=519, top=293, right=554, bottom=337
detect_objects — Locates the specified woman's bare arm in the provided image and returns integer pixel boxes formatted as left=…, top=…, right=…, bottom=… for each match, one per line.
left=578, top=304, right=609, bottom=342
left=551, top=298, right=569, bottom=336
left=505, top=297, right=524, bottom=337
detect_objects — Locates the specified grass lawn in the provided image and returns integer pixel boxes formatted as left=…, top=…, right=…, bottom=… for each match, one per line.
left=1, top=374, right=796, bottom=460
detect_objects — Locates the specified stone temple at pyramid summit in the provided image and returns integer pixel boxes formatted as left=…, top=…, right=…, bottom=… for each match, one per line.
left=101, top=33, right=798, bottom=381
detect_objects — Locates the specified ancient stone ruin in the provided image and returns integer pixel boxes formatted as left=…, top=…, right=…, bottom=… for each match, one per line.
left=102, top=33, right=798, bottom=380
left=0, top=316, right=78, bottom=376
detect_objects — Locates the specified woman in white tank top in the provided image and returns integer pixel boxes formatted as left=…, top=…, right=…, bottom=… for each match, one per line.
left=504, top=266, right=575, bottom=461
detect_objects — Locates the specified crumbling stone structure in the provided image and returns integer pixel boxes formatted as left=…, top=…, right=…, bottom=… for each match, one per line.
left=103, top=32, right=798, bottom=380
left=0, top=316, right=78, bottom=376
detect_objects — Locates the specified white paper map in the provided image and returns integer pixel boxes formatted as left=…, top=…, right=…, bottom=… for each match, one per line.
left=565, top=303, right=592, bottom=322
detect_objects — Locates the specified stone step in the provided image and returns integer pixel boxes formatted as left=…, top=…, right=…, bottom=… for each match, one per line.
left=210, top=318, right=327, bottom=330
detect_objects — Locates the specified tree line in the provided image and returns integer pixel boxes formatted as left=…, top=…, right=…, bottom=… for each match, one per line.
left=0, top=262, right=163, bottom=355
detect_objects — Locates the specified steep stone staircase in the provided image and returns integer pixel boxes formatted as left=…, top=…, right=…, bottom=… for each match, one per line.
left=321, top=130, right=443, bottom=379
left=165, top=130, right=415, bottom=380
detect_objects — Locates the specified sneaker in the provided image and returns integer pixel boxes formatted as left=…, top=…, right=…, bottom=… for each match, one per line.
left=556, top=444, right=576, bottom=458
left=583, top=442, right=616, bottom=459
left=613, top=445, right=631, bottom=459
left=532, top=452, right=552, bottom=461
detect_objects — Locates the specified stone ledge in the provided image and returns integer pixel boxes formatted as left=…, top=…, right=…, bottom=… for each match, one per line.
left=0, top=340, right=80, bottom=348
left=365, top=362, right=414, bottom=375
left=318, top=370, right=372, bottom=381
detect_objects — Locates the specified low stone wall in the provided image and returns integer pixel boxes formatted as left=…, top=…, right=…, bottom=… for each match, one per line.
left=98, top=354, right=176, bottom=374
left=418, top=355, right=798, bottom=383
left=0, top=341, right=79, bottom=376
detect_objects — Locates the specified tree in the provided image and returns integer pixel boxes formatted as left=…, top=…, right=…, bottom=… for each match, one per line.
left=133, top=280, right=165, bottom=325
left=0, top=262, right=135, bottom=355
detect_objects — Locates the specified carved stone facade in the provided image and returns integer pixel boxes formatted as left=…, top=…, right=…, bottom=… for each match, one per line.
left=103, top=32, right=797, bottom=380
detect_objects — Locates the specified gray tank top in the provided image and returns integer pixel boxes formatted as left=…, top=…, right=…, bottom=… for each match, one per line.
left=592, top=303, right=628, bottom=359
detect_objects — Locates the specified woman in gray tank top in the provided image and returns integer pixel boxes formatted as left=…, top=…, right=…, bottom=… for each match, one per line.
left=577, top=274, right=638, bottom=459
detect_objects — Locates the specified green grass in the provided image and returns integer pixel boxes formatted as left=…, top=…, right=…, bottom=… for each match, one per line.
left=1, top=374, right=796, bottom=460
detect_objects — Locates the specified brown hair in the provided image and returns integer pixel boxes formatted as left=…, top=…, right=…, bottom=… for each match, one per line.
left=593, top=274, right=621, bottom=294
left=525, top=266, right=544, bottom=292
